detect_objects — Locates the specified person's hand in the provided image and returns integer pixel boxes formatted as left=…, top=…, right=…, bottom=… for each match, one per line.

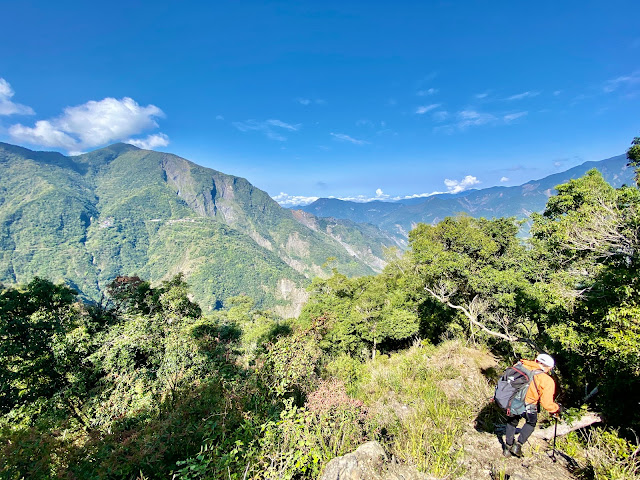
left=552, top=404, right=563, bottom=418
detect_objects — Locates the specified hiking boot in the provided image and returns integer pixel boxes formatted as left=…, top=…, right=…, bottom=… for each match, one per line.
left=502, top=443, right=512, bottom=457
left=510, top=442, right=523, bottom=457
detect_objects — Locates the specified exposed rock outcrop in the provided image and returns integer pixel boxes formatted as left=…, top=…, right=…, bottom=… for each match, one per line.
left=320, top=441, right=436, bottom=480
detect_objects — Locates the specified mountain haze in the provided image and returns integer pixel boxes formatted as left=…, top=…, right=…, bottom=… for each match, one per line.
left=0, top=142, right=401, bottom=316
left=299, top=154, right=633, bottom=236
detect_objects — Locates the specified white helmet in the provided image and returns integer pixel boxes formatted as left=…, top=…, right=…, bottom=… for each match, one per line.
left=536, top=353, right=555, bottom=369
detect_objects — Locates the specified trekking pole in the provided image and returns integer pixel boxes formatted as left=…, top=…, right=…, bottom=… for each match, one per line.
left=551, top=415, right=558, bottom=463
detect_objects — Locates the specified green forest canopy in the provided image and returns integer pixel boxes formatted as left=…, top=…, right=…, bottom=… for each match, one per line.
left=0, top=137, right=638, bottom=478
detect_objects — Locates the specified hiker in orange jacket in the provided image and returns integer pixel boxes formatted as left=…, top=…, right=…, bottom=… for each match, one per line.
left=504, top=354, right=562, bottom=458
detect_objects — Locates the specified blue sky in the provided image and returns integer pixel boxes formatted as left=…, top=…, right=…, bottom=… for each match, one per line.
left=1, top=1, right=639, bottom=205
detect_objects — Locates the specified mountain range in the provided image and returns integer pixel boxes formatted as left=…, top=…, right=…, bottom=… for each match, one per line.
left=298, top=154, right=634, bottom=237
left=0, top=142, right=401, bottom=317
left=1, top=142, right=633, bottom=317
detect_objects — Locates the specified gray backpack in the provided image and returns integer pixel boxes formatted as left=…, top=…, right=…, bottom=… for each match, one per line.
left=494, top=362, right=542, bottom=416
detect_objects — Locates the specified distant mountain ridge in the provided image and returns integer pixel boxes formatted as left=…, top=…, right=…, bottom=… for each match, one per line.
left=298, top=155, right=633, bottom=237
left=0, top=142, right=402, bottom=316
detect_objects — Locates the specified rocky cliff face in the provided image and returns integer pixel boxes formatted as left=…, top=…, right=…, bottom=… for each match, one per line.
left=0, top=142, right=399, bottom=312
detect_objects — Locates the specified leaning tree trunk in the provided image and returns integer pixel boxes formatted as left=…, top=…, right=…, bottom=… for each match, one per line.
left=532, top=413, right=602, bottom=440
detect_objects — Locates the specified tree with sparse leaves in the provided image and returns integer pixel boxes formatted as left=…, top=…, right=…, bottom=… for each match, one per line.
left=627, top=135, right=640, bottom=185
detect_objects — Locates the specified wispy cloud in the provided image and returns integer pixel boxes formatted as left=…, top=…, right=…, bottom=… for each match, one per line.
left=416, top=104, right=441, bottom=115
left=9, top=96, right=166, bottom=152
left=506, top=91, right=540, bottom=101
left=330, top=132, right=369, bottom=145
left=444, top=175, right=480, bottom=193
left=0, top=78, right=35, bottom=116
left=296, top=97, right=325, bottom=106
left=417, top=88, right=438, bottom=96
left=503, top=111, right=528, bottom=123
left=603, top=71, right=640, bottom=93
left=475, top=92, right=490, bottom=99
left=232, top=118, right=300, bottom=141
left=435, top=107, right=528, bottom=133
left=457, top=110, right=496, bottom=128
left=126, top=133, right=169, bottom=150
left=500, top=176, right=509, bottom=182
left=215, top=115, right=224, bottom=120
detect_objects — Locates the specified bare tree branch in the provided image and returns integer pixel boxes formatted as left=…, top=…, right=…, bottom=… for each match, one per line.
left=562, top=197, right=637, bottom=263
left=424, top=286, right=541, bottom=351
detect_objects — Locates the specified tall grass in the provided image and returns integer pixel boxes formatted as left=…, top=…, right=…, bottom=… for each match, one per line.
left=350, top=340, right=493, bottom=478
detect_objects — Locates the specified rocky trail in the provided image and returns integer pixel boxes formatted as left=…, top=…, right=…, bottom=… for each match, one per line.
left=320, top=342, right=590, bottom=480
left=319, top=425, right=580, bottom=480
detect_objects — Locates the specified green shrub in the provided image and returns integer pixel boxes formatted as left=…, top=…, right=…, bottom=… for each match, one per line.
left=558, top=428, right=640, bottom=480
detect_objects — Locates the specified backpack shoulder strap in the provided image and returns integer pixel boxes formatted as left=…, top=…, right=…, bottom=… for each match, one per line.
left=529, top=369, right=544, bottom=398
left=512, top=362, right=533, bottom=378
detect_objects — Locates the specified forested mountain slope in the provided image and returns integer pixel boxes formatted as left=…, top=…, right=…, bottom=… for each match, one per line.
left=300, top=154, right=633, bottom=236
left=0, top=142, right=401, bottom=315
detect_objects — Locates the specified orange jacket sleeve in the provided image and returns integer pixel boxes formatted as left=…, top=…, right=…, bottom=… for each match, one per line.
left=526, top=372, right=560, bottom=414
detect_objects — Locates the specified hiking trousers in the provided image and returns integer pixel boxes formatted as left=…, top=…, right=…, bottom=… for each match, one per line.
left=505, top=407, right=538, bottom=445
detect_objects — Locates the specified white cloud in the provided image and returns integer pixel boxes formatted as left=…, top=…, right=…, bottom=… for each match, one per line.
left=9, top=120, right=78, bottom=150
left=553, top=90, right=562, bottom=96
left=273, top=181, right=488, bottom=207
left=416, top=104, right=441, bottom=115
left=435, top=107, right=529, bottom=133
left=503, top=111, right=528, bottom=122
left=506, top=91, right=540, bottom=101
left=444, top=175, right=480, bottom=194
left=297, top=98, right=311, bottom=105
left=500, top=176, right=509, bottom=182
left=232, top=118, right=300, bottom=141
left=330, top=132, right=369, bottom=145
left=603, top=71, right=640, bottom=93
left=274, top=189, right=396, bottom=207
left=266, top=119, right=299, bottom=131
left=457, top=110, right=496, bottom=128
left=417, top=88, right=438, bottom=96
left=395, top=191, right=445, bottom=200
left=9, top=96, right=166, bottom=151
left=127, top=133, right=170, bottom=149
left=0, top=78, right=35, bottom=116
left=215, top=115, right=224, bottom=120
left=375, top=188, right=389, bottom=199
left=272, top=192, right=319, bottom=207
left=475, top=92, right=490, bottom=99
